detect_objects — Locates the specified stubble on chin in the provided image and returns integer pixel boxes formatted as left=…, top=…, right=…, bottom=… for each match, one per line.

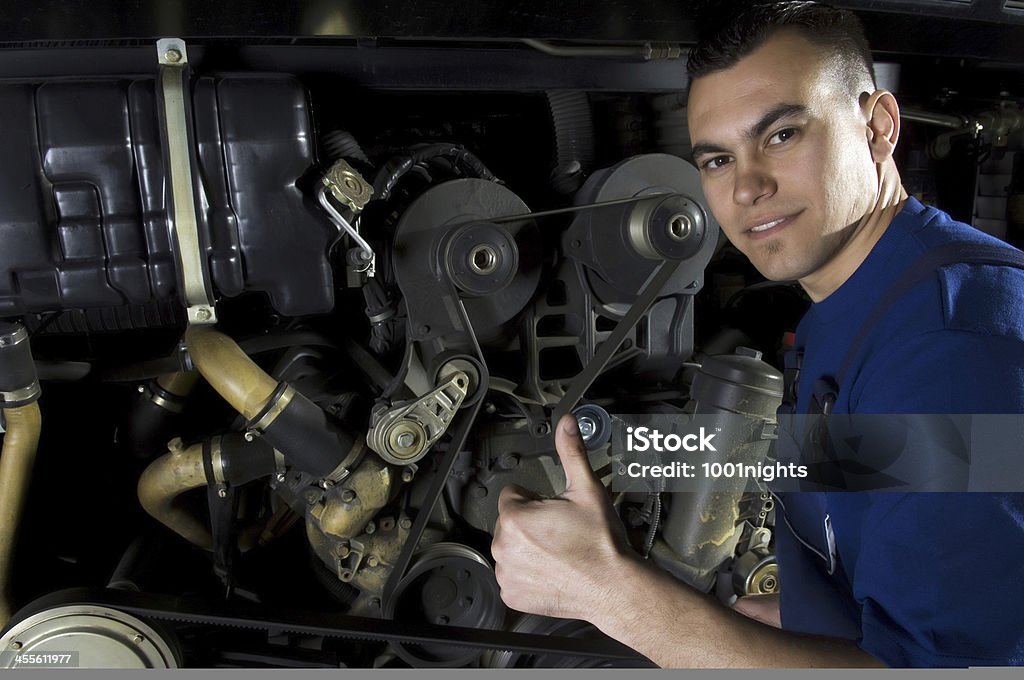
left=762, top=239, right=784, bottom=256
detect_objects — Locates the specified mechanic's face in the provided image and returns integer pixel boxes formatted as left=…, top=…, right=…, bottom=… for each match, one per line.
left=688, top=31, right=880, bottom=287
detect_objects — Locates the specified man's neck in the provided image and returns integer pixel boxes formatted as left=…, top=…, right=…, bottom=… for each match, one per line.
left=799, top=163, right=909, bottom=303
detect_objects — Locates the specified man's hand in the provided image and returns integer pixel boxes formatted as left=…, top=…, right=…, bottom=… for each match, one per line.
left=491, top=415, right=886, bottom=668
left=491, top=413, right=635, bottom=621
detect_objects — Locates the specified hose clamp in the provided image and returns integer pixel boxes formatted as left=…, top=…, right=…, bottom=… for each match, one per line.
left=1, top=384, right=41, bottom=408
left=0, top=325, right=29, bottom=348
left=249, top=383, right=296, bottom=433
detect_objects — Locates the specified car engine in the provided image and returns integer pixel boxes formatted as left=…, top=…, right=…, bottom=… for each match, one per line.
left=0, top=2, right=1021, bottom=668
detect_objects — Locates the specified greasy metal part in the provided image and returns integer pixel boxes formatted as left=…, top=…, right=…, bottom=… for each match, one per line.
left=307, top=456, right=396, bottom=546
left=317, top=186, right=376, bottom=277
left=368, top=371, right=469, bottom=465
left=138, top=435, right=276, bottom=551
left=184, top=326, right=278, bottom=421
left=0, top=604, right=180, bottom=668
left=26, top=587, right=643, bottom=662
left=305, top=457, right=400, bottom=601
left=732, top=549, right=779, bottom=596
left=0, top=402, right=42, bottom=626
left=322, top=158, right=374, bottom=212
left=156, top=38, right=216, bottom=326
left=654, top=349, right=783, bottom=591
left=137, top=440, right=214, bottom=550
left=331, top=515, right=413, bottom=614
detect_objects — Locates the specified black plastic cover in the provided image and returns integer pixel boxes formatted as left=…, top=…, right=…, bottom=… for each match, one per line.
left=0, top=74, right=334, bottom=329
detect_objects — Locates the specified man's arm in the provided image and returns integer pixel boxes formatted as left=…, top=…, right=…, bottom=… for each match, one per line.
left=491, top=415, right=886, bottom=668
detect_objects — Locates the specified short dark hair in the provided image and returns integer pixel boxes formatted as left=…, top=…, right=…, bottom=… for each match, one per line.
left=687, top=1, right=875, bottom=97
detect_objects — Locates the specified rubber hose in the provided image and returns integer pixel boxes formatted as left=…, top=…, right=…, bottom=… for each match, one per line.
left=324, top=129, right=371, bottom=165
left=373, top=143, right=498, bottom=202
left=547, top=91, right=595, bottom=193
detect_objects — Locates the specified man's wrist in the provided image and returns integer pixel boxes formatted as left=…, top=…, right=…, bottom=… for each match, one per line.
left=588, top=551, right=671, bottom=636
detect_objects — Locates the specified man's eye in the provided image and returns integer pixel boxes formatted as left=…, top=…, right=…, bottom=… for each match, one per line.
left=767, top=127, right=798, bottom=146
left=701, top=156, right=732, bottom=171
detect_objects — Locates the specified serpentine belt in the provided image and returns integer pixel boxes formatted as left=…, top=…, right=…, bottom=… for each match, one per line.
left=32, top=587, right=645, bottom=663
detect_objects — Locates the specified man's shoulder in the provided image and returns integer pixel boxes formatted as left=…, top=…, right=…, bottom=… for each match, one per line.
left=902, top=200, right=1024, bottom=340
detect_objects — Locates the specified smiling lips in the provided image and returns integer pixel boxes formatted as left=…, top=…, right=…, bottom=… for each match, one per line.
left=745, top=212, right=800, bottom=239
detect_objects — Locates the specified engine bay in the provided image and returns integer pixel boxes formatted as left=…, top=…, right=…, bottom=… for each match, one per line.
left=0, top=2, right=1022, bottom=668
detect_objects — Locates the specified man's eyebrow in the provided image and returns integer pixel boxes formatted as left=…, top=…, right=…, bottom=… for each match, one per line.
left=691, top=142, right=730, bottom=160
left=691, top=103, right=808, bottom=160
left=746, top=103, right=808, bottom=140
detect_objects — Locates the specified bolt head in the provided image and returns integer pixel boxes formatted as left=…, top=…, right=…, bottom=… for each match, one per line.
left=217, top=487, right=228, bottom=498
left=399, top=518, right=412, bottom=529
left=195, top=307, right=211, bottom=321
left=243, top=431, right=255, bottom=442
left=10, top=641, right=22, bottom=650
left=133, top=634, right=145, bottom=644
left=137, top=384, right=146, bottom=393
left=577, top=416, right=597, bottom=440
left=341, top=489, right=356, bottom=503
left=395, top=431, right=416, bottom=449
left=275, top=472, right=286, bottom=483
left=365, top=521, right=376, bottom=534
left=366, top=555, right=379, bottom=567
left=164, top=48, right=182, bottom=63
left=401, top=469, right=414, bottom=482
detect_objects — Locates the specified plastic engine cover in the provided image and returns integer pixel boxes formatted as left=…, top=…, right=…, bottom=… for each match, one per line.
left=0, top=74, right=333, bottom=330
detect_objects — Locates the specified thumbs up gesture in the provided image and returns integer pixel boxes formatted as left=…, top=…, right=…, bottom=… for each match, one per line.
left=492, top=414, right=636, bottom=621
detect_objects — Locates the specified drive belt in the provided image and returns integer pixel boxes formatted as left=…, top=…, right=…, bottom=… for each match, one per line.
left=43, top=587, right=645, bottom=663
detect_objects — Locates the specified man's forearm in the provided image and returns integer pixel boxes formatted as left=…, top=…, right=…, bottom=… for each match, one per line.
left=591, top=556, right=887, bottom=668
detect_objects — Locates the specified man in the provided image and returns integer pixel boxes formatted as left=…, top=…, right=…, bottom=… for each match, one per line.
left=491, top=1, right=1024, bottom=668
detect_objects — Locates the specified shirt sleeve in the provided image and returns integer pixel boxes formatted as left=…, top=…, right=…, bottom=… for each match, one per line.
left=845, top=329, right=1024, bottom=666
left=850, top=493, right=1024, bottom=667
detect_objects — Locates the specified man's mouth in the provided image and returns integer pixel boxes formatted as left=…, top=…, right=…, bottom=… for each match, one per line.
left=745, top=212, right=800, bottom=239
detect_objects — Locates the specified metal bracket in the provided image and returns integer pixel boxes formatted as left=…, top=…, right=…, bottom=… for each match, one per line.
left=319, top=159, right=376, bottom=280
left=157, top=38, right=217, bottom=325
left=367, top=371, right=469, bottom=465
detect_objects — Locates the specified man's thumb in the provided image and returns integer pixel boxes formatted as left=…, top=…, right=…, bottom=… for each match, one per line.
left=555, top=414, right=599, bottom=492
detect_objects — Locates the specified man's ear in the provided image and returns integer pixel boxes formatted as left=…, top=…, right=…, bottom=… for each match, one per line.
left=863, top=90, right=900, bottom=163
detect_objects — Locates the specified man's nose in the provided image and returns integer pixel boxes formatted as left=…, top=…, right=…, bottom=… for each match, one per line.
left=732, top=160, right=777, bottom=206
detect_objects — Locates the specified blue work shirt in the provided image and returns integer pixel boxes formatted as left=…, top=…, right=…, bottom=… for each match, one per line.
left=774, top=197, right=1024, bottom=666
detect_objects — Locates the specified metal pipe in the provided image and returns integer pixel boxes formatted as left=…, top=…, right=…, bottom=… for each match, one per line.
left=901, top=108, right=971, bottom=130
left=185, top=326, right=361, bottom=478
left=0, top=402, right=42, bottom=626
left=521, top=38, right=682, bottom=61
left=185, top=326, right=279, bottom=421
left=137, top=434, right=279, bottom=551
left=137, top=440, right=214, bottom=550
